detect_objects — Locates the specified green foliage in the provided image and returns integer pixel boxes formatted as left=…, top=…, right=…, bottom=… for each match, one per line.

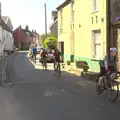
left=40, top=33, right=57, bottom=48
left=44, top=36, right=57, bottom=49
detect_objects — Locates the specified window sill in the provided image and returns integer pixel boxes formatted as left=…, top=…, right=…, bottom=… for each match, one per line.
left=91, top=10, right=99, bottom=14
left=70, top=22, right=74, bottom=25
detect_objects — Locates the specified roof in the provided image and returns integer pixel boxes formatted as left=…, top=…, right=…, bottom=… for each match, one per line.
left=0, top=18, right=12, bottom=33
left=2, top=16, right=8, bottom=23
left=22, top=29, right=33, bottom=37
left=32, top=31, right=39, bottom=37
left=49, top=19, right=58, bottom=29
left=56, top=0, right=71, bottom=10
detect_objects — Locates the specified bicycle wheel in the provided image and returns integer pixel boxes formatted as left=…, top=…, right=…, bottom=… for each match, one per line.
left=107, top=80, right=119, bottom=102
left=96, top=77, right=104, bottom=95
left=57, top=62, right=61, bottom=77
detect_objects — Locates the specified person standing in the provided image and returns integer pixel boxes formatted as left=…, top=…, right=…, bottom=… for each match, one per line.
left=32, top=46, right=37, bottom=63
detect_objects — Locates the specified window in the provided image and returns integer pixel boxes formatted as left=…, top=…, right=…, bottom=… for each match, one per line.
left=71, top=0, right=74, bottom=22
left=93, top=0, right=98, bottom=11
left=93, top=30, right=101, bottom=58
left=60, top=8, right=63, bottom=26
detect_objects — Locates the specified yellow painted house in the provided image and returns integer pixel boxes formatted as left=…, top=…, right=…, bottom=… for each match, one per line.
left=56, top=0, right=108, bottom=72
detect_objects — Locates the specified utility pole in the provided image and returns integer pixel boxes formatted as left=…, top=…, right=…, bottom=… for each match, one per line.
left=44, top=3, right=47, bottom=37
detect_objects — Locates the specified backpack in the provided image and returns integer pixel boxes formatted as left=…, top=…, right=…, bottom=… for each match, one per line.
left=99, top=53, right=116, bottom=68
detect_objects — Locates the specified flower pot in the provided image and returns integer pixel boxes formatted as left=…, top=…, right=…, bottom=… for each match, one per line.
left=67, top=61, right=71, bottom=65
left=83, top=66, right=88, bottom=72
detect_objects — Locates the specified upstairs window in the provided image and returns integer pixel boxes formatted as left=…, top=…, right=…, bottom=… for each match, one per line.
left=93, top=0, right=98, bottom=11
left=60, top=8, right=63, bottom=27
left=71, top=0, right=74, bottom=22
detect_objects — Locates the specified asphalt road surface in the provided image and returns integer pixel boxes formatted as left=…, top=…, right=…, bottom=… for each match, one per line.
left=0, top=51, right=120, bottom=120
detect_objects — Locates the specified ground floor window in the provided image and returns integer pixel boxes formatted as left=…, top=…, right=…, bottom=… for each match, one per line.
left=92, top=30, right=101, bottom=58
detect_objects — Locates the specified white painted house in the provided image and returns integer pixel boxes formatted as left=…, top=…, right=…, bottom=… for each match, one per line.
left=0, top=3, right=14, bottom=58
left=2, top=16, right=14, bottom=52
left=0, top=24, right=4, bottom=58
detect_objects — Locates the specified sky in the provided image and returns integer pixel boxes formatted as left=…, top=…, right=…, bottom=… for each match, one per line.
left=0, top=0, right=64, bottom=34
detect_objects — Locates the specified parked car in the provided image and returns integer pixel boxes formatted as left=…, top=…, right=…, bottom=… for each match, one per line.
left=46, top=49, right=55, bottom=62
left=38, top=49, right=55, bottom=63
left=36, top=46, right=43, bottom=53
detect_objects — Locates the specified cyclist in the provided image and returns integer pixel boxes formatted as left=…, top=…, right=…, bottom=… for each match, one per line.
left=53, top=48, right=61, bottom=72
left=40, top=49, right=48, bottom=69
left=32, top=46, right=37, bottom=63
left=97, top=47, right=118, bottom=93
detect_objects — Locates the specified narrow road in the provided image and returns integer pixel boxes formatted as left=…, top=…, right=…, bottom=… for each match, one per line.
left=0, top=51, right=120, bottom=120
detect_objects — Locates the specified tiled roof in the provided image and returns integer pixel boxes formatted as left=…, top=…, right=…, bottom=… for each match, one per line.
left=0, top=18, right=12, bottom=33
left=49, top=19, right=58, bottom=29
left=56, top=0, right=71, bottom=10
left=22, top=29, right=33, bottom=37
left=2, top=16, right=8, bottom=23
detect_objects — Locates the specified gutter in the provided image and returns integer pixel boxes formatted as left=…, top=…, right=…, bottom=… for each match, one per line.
left=106, top=0, right=111, bottom=53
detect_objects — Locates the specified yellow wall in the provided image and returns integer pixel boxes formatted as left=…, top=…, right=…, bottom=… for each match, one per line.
left=57, top=0, right=107, bottom=71
left=74, top=0, right=107, bottom=60
left=57, top=3, right=72, bottom=59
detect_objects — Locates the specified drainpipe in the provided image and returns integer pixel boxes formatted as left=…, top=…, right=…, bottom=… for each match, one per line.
left=106, top=0, right=111, bottom=53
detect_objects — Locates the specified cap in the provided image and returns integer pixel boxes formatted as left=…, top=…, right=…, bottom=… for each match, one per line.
left=110, top=47, right=117, bottom=52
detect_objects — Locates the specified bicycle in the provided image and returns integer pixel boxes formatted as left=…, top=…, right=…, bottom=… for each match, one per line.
left=54, top=60, right=61, bottom=76
left=96, top=71, right=119, bottom=102
left=41, top=56, right=47, bottom=70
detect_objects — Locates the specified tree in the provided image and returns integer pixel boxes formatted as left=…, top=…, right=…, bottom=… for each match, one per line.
left=44, top=36, right=57, bottom=49
left=40, top=33, right=56, bottom=47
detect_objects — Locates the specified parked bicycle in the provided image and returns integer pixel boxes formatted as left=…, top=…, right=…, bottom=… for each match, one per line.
left=96, top=71, right=119, bottom=102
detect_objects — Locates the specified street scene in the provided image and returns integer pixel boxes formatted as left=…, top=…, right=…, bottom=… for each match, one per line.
left=0, top=51, right=120, bottom=120
left=1, top=0, right=120, bottom=119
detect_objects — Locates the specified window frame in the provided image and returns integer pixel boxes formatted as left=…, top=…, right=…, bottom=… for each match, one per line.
left=93, top=0, right=98, bottom=12
left=60, top=8, right=63, bottom=27
left=71, top=0, right=74, bottom=22
left=92, top=30, right=101, bottom=59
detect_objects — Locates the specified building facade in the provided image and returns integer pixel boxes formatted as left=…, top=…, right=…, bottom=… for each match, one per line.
left=49, top=11, right=58, bottom=37
left=57, top=0, right=107, bottom=72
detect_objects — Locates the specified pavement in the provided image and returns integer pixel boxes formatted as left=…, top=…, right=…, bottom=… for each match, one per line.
left=0, top=51, right=120, bottom=120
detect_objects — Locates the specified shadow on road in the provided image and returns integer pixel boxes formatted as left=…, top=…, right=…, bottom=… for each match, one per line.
left=4, top=52, right=120, bottom=116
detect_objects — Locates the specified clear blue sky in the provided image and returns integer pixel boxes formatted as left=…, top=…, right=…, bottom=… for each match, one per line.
left=0, top=0, right=64, bottom=34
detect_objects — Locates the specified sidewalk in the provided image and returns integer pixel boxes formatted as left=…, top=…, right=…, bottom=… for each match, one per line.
left=0, top=53, right=15, bottom=84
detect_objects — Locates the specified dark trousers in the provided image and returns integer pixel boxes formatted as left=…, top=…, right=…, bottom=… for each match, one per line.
left=32, top=53, right=36, bottom=63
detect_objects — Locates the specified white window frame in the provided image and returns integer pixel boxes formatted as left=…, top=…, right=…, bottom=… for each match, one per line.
left=93, top=0, right=98, bottom=12
left=92, top=30, right=101, bottom=59
left=71, top=0, right=74, bottom=22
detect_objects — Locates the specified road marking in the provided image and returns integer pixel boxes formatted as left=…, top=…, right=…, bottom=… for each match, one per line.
left=44, top=89, right=56, bottom=96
